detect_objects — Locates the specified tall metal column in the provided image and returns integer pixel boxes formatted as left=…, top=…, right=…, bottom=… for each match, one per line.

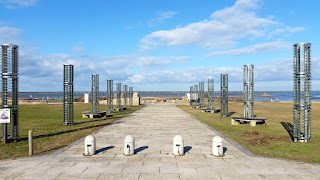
left=107, top=79, right=113, bottom=113
left=189, top=86, right=194, bottom=106
left=221, top=74, right=228, bottom=117
left=63, top=64, right=74, bottom=125
left=116, top=83, right=121, bottom=108
left=1, top=44, right=19, bottom=143
left=199, top=82, right=204, bottom=108
left=243, top=65, right=254, bottom=118
left=293, top=43, right=311, bottom=142
left=91, top=74, right=99, bottom=113
left=208, top=79, right=214, bottom=110
left=129, top=86, right=133, bottom=107
left=123, top=85, right=128, bottom=107
left=194, top=84, right=198, bottom=104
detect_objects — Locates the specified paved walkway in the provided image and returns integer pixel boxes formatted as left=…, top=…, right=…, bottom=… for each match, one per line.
left=0, top=103, right=319, bottom=179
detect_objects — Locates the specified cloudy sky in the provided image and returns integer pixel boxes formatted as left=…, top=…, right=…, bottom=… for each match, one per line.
left=0, top=0, right=319, bottom=91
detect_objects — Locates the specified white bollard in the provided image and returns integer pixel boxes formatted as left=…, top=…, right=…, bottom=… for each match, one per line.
left=84, top=135, right=96, bottom=156
left=124, top=135, right=135, bottom=156
left=173, top=135, right=184, bottom=156
left=212, top=136, right=223, bottom=157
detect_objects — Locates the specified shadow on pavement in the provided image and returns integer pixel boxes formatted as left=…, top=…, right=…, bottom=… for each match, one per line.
left=135, top=146, right=149, bottom=153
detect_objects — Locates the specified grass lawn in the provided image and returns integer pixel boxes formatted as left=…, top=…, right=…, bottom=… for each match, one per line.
left=178, top=101, right=320, bottom=163
left=0, top=103, right=142, bottom=160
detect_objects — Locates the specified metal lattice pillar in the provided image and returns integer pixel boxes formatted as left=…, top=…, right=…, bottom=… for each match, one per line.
left=189, top=86, right=193, bottom=106
left=221, top=74, right=228, bottom=117
left=199, top=82, right=204, bottom=108
left=208, top=79, right=214, bottom=110
left=123, top=85, right=128, bottom=107
left=107, top=79, right=113, bottom=113
left=129, top=86, right=133, bottom=107
left=194, top=84, right=198, bottom=104
left=1, top=44, right=19, bottom=143
left=116, top=83, right=121, bottom=108
left=91, top=74, right=99, bottom=113
left=63, top=64, right=74, bottom=125
left=293, top=43, right=311, bottom=142
left=243, top=65, right=254, bottom=118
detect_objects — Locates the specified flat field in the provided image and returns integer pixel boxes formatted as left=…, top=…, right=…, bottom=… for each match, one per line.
left=0, top=104, right=142, bottom=160
left=178, top=101, right=320, bottom=163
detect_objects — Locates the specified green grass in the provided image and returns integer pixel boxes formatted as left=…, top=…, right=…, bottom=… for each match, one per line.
left=0, top=104, right=143, bottom=160
left=178, top=102, right=320, bottom=163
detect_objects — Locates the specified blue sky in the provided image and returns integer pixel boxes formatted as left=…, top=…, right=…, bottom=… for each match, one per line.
left=0, top=0, right=319, bottom=91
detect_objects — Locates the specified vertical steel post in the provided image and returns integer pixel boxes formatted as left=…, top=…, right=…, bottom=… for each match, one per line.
left=199, top=82, right=204, bottom=108
left=243, top=65, right=254, bottom=118
left=293, top=43, right=311, bottom=142
left=107, top=79, right=113, bottom=113
left=63, top=64, right=74, bottom=125
left=220, top=74, right=228, bottom=117
left=1, top=44, right=19, bottom=142
left=208, top=79, right=214, bottom=110
left=123, top=85, right=128, bottom=107
left=116, top=83, right=121, bottom=108
left=129, top=86, right=133, bottom=107
left=91, top=74, right=99, bottom=113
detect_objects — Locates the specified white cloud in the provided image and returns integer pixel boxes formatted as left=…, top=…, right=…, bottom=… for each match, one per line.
left=140, top=0, right=303, bottom=51
left=127, top=56, right=320, bottom=86
left=71, top=46, right=86, bottom=53
left=148, top=11, right=176, bottom=27
left=0, top=0, right=38, bottom=9
left=0, top=26, right=22, bottom=39
left=207, top=41, right=290, bottom=57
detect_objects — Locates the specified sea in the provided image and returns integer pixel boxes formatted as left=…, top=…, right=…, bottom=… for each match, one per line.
left=18, top=91, right=320, bottom=102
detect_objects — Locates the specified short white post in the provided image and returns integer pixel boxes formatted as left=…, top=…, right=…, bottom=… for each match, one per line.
left=28, top=130, right=33, bottom=156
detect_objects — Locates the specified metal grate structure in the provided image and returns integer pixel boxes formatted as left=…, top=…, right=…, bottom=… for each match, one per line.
left=208, top=79, right=214, bottom=110
left=107, top=79, right=113, bottom=113
left=91, top=74, right=99, bottom=113
left=199, top=82, right=204, bottom=108
left=189, top=86, right=194, bottom=106
left=243, top=65, right=254, bottom=118
left=1, top=44, right=19, bottom=143
left=220, top=74, right=228, bottom=117
left=194, top=84, right=198, bottom=104
left=129, top=86, right=133, bottom=107
left=123, top=85, right=128, bottom=107
left=63, top=64, right=74, bottom=125
left=293, top=43, right=311, bottom=142
left=116, top=83, right=121, bottom=108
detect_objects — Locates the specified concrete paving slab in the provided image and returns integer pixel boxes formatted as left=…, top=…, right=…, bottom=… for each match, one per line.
left=0, top=103, right=319, bottom=179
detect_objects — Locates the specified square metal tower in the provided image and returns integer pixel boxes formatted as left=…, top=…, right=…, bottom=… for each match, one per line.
left=63, top=64, right=74, bottom=125
left=107, top=79, right=113, bottom=113
left=220, top=74, right=228, bottom=117
left=293, top=43, right=311, bottom=142
left=1, top=44, right=19, bottom=143
left=91, top=74, right=99, bottom=113
left=243, top=65, right=254, bottom=118
left=208, top=79, right=214, bottom=110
